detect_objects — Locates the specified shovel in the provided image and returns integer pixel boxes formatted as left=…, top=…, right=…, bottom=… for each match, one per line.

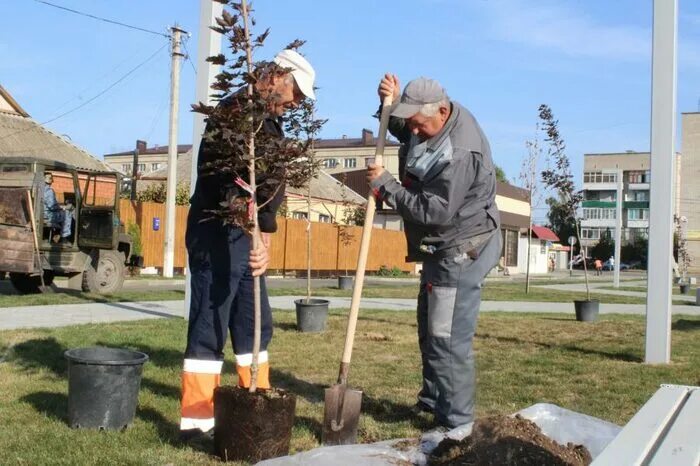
left=26, top=190, right=51, bottom=292
left=322, top=94, right=393, bottom=445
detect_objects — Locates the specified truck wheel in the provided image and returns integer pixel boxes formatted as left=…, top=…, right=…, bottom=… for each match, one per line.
left=9, top=271, right=55, bottom=294
left=82, top=250, right=125, bottom=294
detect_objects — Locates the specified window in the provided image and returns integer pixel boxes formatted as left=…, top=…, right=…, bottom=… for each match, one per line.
left=137, top=163, right=146, bottom=173
left=344, top=158, right=357, bottom=169
left=584, top=171, right=616, bottom=183
left=581, top=228, right=602, bottom=240
left=292, top=211, right=308, bottom=220
left=583, top=208, right=616, bottom=220
left=628, top=208, right=649, bottom=220
left=628, top=170, right=651, bottom=184
left=602, top=172, right=617, bottom=183
left=151, top=163, right=160, bottom=171
left=626, top=190, right=649, bottom=201
left=121, top=164, right=132, bottom=173
left=500, top=229, right=519, bottom=266
left=318, top=214, right=331, bottom=223
left=365, top=157, right=375, bottom=167
left=322, top=158, right=337, bottom=169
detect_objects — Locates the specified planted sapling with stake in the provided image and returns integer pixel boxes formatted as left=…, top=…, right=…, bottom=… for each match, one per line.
left=539, top=104, right=591, bottom=301
left=194, top=0, right=323, bottom=461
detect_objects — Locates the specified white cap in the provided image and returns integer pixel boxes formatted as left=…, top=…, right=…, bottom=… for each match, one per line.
left=273, top=49, right=316, bottom=100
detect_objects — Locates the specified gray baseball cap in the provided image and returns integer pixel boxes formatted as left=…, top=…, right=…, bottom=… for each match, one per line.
left=390, top=77, right=448, bottom=118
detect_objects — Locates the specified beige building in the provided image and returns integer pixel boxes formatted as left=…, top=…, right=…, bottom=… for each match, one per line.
left=581, top=151, right=682, bottom=248
left=103, top=140, right=191, bottom=177
left=315, top=129, right=401, bottom=178
left=137, top=149, right=365, bottom=224
left=680, top=112, right=700, bottom=273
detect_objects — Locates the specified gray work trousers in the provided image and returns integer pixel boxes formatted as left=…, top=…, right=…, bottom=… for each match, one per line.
left=416, top=229, right=502, bottom=427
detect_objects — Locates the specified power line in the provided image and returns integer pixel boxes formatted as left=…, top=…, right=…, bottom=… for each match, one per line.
left=42, top=43, right=168, bottom=125
left=181, top=36, right=197, bottom=76
left=0, top=43, right=168, bottom=144
left=48, top=48, right=150, bottom=116
left=32, top=0, right=170, bottom=38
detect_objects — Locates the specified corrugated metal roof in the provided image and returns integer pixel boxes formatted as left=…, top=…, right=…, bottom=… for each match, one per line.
left=0, top=111, right=110, bottom=172
left=531, top=225, right=560, bottom=242
left=104, top=144, right=193, bottom=158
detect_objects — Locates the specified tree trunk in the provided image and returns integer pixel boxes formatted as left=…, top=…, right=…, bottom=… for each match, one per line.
left=241, top=0, right=261, bottom=393
left=306, top=184, right=312, bottom=302
left=525, top=210, right=533, bottom=294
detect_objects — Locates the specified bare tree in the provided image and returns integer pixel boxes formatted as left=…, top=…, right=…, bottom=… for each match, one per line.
left=521, top=125, right=543, bottom=293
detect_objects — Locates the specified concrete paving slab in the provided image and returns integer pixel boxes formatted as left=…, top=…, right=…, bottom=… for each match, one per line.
left=1, top=297, right=697, bottom=331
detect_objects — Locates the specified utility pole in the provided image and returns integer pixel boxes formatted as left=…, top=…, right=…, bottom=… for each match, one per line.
left=163, top=25, right=186, bottom=278
left=645, top=0, right=677, bottom=364
left=613, top=168, right=623, bottom=288
left=184, top=0, right=223, bottom=318
left=130, top=147, right=139, bottom=201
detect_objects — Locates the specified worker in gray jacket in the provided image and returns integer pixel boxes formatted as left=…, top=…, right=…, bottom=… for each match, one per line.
left=367, top=74, right=501, bottom=428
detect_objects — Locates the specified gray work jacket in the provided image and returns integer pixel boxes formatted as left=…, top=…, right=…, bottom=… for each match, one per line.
left=370, top=102, right=500, bottom=261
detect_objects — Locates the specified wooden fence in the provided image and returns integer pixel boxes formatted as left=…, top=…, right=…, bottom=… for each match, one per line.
left=119, top=200, right=412, bottom=273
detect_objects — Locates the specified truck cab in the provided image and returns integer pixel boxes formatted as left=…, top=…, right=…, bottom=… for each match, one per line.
left=0, top=158, right=141, bottom=294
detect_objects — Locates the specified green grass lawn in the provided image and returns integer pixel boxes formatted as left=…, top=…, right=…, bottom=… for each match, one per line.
left=1, top=311, right=698, bottom=465
left=269, top=282, right=655, bottom=304
left=0, top=289, right=185, bottom=308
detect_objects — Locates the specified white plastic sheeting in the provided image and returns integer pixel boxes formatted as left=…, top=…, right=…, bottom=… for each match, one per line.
left=257, top=403, right=621, bottom=466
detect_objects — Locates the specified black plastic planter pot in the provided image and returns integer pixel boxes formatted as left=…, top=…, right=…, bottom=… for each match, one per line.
left=214, top=386, right=296, bottom=462
left=338, top=275, right=354, bottom=290
left=679, top=284, right=689, bottom=294
left=294, top=298, right=329, bottom=332
left=64, top=347, right=148, bottom=430
left=574, top=300, right=600, bottom=322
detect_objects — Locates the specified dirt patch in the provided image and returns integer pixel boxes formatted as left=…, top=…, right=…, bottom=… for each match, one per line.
left=213, top=386, right=296, bottom=463
left=363, top=332, right=392, bottom=341
left=428, top=415, right=592, bottom=466
left=392, top=438, right=419, bottom=452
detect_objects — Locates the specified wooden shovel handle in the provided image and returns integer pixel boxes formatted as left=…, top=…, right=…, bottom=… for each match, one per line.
left=337, top=95, right=393, bottom=384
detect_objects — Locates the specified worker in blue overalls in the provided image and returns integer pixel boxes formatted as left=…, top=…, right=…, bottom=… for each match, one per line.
left=179, top=50, right=316, bottom=441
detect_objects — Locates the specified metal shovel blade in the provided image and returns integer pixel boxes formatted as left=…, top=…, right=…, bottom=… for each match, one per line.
left=322, top=384, right=363, bottom=445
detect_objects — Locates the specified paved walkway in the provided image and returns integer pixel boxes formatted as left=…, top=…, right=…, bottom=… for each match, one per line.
left=534, top=280, right=697, bottom=303
left=1, top=297, right=698, bottom=330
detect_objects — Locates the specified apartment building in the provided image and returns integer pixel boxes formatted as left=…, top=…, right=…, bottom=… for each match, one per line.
left=680, top=112, right=700, bottom=273
left=314, top=129, right=401, bottom=178
left=580, top=151, right=681, bottom=248
left=103, top=140, right=191, bottom=177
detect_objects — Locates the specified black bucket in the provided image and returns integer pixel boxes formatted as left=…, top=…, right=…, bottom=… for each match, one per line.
left=294, top=298, right=329, bottom=332
left=574, top=300, right=599, bottom=322
left=679, top=284, right=689, bottom=294
left=64, top=346, right=148, bottom=430
left=338, top=275, right=353, bottom=290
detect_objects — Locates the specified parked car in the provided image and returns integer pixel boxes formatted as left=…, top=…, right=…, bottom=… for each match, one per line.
left=570, top=256, right=595, bottom=270
left=602, top=259, right=629, bottom=271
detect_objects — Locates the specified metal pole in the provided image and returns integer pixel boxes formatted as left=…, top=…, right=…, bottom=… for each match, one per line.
left=184, top=0, right=223, bottom=318
left=163, top=26, right=186, bottom=278
left=614, top=168, right=623, bottom=287
left=130, top=148, right=139, bottom=201
left=645, top=0, right=677, bottom=364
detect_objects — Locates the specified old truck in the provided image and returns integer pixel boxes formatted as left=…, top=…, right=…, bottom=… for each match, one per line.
left=0, top=157, right=142, bottom=294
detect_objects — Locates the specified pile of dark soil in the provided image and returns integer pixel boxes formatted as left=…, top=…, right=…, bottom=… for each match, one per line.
left=214, top=386, right=296, bottom=463
left=429, top=415, right=592, bottom=466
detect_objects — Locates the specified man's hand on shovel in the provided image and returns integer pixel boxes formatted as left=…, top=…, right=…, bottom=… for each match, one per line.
left=378, top=73, right=401, bottom=102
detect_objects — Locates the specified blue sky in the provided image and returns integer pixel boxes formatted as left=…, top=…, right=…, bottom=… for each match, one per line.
left=2, top=1, right=699, bottom=220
